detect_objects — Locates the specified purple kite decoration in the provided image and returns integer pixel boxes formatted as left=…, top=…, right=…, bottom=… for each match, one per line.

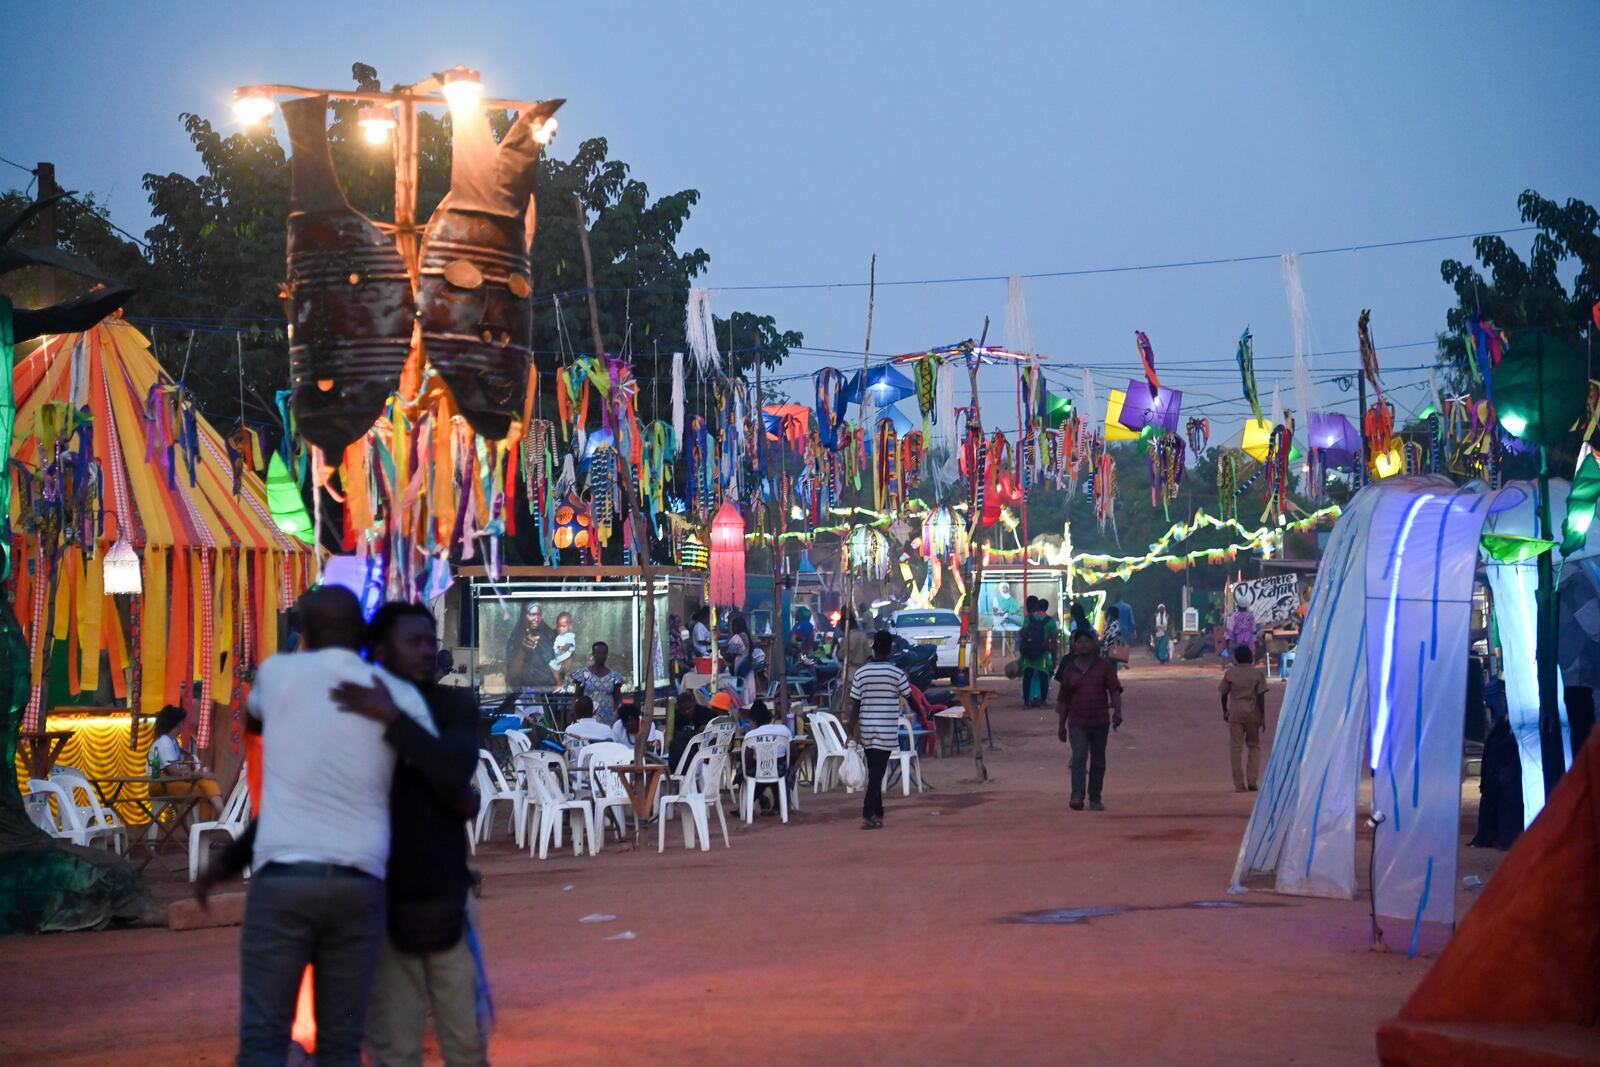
left=1307, top=411, right=1360, bottom=469
left=1117, top=379, right=1183, bottom=434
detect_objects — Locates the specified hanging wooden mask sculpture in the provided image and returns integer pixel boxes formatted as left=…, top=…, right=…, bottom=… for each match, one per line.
left=418, top=97, right=563, bottom=439
left=282, top=95, right=416, bottom=455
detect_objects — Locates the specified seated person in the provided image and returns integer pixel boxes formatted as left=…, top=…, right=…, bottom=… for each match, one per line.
left=742, top=701, right=793, bottom=815
left=146, top=704, right=224, bottom=818
left=609, top=701, right=664, bottom=755
left=668, top=696, right=717, bottom=775
left=565, top=695, right=614, bottom=742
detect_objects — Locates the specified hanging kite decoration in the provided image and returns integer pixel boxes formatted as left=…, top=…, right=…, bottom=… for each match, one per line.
left=844, top=524, right=892, bottom=581
left=1463, top=312, right=1508, bottom=399
left=920, top=505, right=966, bottom=563
left=1218, top=451, right=1238, bottom=521
left=1186, top=417, right=1210, bottom=454
left=1236, top=327, right=1261, bottom=419
left=1358, top=310, right=1395, bottom=463
left=1148, top=433, right=1185, bottom=513
left=914, top=354, right=939, bottom=439
left=1135, top=330, right=1160, bottom=395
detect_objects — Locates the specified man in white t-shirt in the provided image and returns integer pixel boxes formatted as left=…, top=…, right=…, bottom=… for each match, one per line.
left=237, top=586, right=434, bottom=1067
left=742, top=700, right=793, bottom=815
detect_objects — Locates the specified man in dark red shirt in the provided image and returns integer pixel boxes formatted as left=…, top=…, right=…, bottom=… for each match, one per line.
left=1055, top=629, right=1124, bottom=811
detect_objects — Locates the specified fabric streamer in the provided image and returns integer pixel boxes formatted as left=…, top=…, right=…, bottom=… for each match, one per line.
left=670, top=351, right=685, bottom=447
left=1218, top=452, right=1238, bottom=521
left=1282, top=252, right=1317, bottom=420
left=685, top=289, right=719, bottom=377
left=1463, top=313, right=1507, bottom=401
left=1135, top=330, right=1160, bottom=395
left=915, top=354, right=938, bottom=439
left=1186, top=417, right=1210, bottom=453
left=814, top=369, right=847, bottom=451
left=1005, top=276, right=1035, bottom=358
left=1236, top=327, right=1261, bottom=419
left=935, top=360, right=960, bottom=485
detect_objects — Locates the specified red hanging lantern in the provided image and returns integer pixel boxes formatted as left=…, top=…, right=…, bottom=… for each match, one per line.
left=708, top=500, right=746, bottom=607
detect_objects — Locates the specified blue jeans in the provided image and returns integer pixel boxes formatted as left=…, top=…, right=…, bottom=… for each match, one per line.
left=238, top=862, right=387, bottom=1067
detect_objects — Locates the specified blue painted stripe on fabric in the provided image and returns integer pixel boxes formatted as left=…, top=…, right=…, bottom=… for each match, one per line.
left=1247, top=525, right=1361, bottom=870
left=1413, top=641, right=1425, bottom=808
left=1388, top=748, right=1402, bottom=834
left=1305, top=763, right=1332, bottom=878
left=1409, top=856, right=1435, bottom=958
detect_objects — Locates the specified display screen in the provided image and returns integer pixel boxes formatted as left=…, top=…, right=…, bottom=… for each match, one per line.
left=475, top=589, right=667, bottom=695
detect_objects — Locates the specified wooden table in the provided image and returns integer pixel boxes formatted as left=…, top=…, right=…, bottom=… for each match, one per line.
left=88, top=774, right=210, bottom=872
left=18, top=730, right=74, bottom=782
left=609, top=763, right=669, bottom=844
left=949, top=687, right=996, bottom=782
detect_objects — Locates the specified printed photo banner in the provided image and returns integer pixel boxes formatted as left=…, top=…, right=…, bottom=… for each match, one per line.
left=1231, top=573, right=1300, bottom=626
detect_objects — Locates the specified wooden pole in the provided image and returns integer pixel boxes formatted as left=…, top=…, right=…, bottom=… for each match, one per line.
left=573, top=198, right=657, bottom=764
left=965, top=322, right=991, bottom=781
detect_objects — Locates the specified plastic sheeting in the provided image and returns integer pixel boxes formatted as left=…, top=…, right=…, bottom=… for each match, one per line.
left=1231, top=483, right=1380, bottom=895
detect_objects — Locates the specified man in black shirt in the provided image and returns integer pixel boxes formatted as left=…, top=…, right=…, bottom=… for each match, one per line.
left=330, top=602, right=485, bottom=1066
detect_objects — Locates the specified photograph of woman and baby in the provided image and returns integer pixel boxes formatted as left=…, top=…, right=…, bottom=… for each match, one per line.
left=502, top=603, right=580, bottom=689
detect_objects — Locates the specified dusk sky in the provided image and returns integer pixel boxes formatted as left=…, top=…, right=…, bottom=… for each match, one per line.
left=3, top=1, right=1596, bottom=440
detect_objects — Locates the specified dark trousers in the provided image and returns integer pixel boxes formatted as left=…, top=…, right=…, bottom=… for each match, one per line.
left=1566, top=687, right=1595, bottom=759
left=1068, top=724, right=1110, bottom=803
left=862, top=747, right=892, bottom=820
left=238, top=863, right=387, bottom=1067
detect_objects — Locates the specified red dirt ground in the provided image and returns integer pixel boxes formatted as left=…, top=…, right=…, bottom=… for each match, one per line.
left=0, top=662, right=1505, bottom=1066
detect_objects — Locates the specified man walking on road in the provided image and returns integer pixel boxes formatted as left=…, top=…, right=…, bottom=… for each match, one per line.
left=1055, top=629, right=1124, bottom=811
left=848, top=629, right=911, bottom=830
left=1218, top=645, right=1269, bottom=791
left=332, top=602, right=487, bottom=1066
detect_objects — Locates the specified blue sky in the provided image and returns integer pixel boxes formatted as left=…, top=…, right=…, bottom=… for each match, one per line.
left=2, top=1, right=1595, bottom=442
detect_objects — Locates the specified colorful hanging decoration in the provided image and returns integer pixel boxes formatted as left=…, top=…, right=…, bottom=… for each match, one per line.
left=1186, top=417, right=1210, bottom=454
left=1236, top=327, right=1261, bottom=419
left=1135, top=330, right=1161, bottom=395
left=914, top=354, right=939, bottom=438
left=1118, top=380, right=1183, bottom=434
left=265, top=452, right=313, bottom=537
left=900, top=431, right=925, bottom=493
left=551, top=494, right=594, bottom=556
left=874, top=418, right=900, bottom=513
left=1261, top=423, right=1294, bottom=522
left=1094, top=451, right=1116, bottom=528
left=814, top=368, right=847, bottom=451
left=1463, top=313, right=1508, bottom=397
left=1148, top=433, right=1185, bottom=511
left=708, top=500, right=746, bottom=606
left=1103, top=390, right=1142, bottom=442
left=1217, top=451, right=1238, bottom=521
left=920, top=505, right=966, bottom=563
left=844, top=524, right=891, bottom=581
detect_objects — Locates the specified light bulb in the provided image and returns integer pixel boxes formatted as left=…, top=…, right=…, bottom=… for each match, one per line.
left=533, top=116, right=559, bottom=146
left=1500, top=413, right=1528, bottom=437
left=358, top=106, right=395, bottom=144
left=440, top=67, right=483, bottom=113
left=233, top=87, right=275, bottom=126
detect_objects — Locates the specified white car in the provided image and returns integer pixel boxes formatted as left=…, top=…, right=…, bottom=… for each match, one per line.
left=890, top=609, right=964, bottom=677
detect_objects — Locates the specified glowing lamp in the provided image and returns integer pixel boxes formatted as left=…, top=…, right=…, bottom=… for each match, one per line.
left=232, top=87, right=275, bottom=126
left=921, top=505, right=965, bottom=562
left=102, top=538, right=142, bottom=595
left=439, top=67, right=483, bottom=113
left=1373, top=444, right=1404, bottom=479
left=551, top=495, right=593, bottom=552
left=1307, top=411, right=1360, bottom=469
left=1493, top=332, right=1587, bottom=446
left=708, top=501, right=746, bottom=606
left=265, top=452, right=314, bottom=538
left=1561, top=448, right=1600, bottom=555
left=532, top=115, right=559, bottom=146
left=358, top=106, right=396, bottom=144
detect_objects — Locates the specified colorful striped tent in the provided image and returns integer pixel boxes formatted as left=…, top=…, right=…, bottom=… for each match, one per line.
left=8, top=316, right=316, bottom=748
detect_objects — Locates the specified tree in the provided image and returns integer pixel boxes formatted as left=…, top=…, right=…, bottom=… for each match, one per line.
left=4, top=62, right=800, bottom=433
left=1438, top=191, right=1599, bottom=390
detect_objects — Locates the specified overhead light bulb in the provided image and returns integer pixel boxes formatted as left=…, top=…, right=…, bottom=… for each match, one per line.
left=233, top=87, right=275, bottom=126
left=533, top=116, right=559, bottom=145
left=358, top=105, right=396, bottom=144
left=1499, top=412, right=1528, bottom=437
left=440, top=67, right=483, bottom=113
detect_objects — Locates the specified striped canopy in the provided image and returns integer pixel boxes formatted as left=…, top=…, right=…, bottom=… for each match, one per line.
left=9, top=317, right=315, bottom=744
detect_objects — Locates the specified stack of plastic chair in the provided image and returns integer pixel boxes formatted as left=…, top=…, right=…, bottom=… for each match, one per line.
left=472, top=750, right=526, bottom=847
left=519, top=758, right=596, bottom=859
left=49, top=765, right=128, bottom=854
left=806, top=711, right=851, bottom=793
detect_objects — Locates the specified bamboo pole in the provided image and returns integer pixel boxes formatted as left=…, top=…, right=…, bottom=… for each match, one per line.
left=573, top=198, right=657, bottom=765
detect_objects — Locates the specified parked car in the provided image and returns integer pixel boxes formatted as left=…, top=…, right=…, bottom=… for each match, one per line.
left=890, top=609, right=964, bottom=681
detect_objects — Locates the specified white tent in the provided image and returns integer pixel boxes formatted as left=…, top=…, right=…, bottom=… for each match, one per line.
left=1231, top=475, right=1582, bottom=946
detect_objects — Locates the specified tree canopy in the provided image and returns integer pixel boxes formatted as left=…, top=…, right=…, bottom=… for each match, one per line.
left=2, top=62, right=800, bottom=432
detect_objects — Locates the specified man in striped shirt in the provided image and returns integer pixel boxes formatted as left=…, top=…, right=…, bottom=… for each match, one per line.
left=848, top=630, right=911, bottom=829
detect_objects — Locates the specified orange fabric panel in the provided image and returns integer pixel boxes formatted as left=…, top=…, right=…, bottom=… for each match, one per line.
left=78, top=553, right=103, bottom=694
left=104, top=597, right=128, bottom=700
left=165, top=550, right=191, bottom=707
left=139, top=548, right=168, bottom=715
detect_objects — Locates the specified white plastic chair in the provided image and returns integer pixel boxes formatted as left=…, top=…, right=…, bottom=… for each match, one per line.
left=807, top=711, right=851, bottom=793
left=473, top=749, right=526, bottom=846
left=657, top=748, right=730, bottom=852
left=519, top=757, right=596, bottom=859
left=188, top=768, right=252, bottom=881
left=25, top=779, right=122, bottom=850
left=49, top=765, right=128, bottom=855
left=504, top=729, right=534, bottom=759
left=740, top=734, right=795, bottom=824
left=582, top=744, right=638, bottom=848
left=885, top=715, right=927, bottom=796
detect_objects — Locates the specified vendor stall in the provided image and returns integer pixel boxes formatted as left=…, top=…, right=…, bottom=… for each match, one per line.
left=9, top=316, right=317, bottom=786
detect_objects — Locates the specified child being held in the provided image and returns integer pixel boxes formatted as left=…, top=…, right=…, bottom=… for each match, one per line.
left=549, top=612, right=577, bottom=683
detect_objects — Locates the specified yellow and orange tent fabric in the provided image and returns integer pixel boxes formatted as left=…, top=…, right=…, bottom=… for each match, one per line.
left=9, top=316, right=316, bottom=747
